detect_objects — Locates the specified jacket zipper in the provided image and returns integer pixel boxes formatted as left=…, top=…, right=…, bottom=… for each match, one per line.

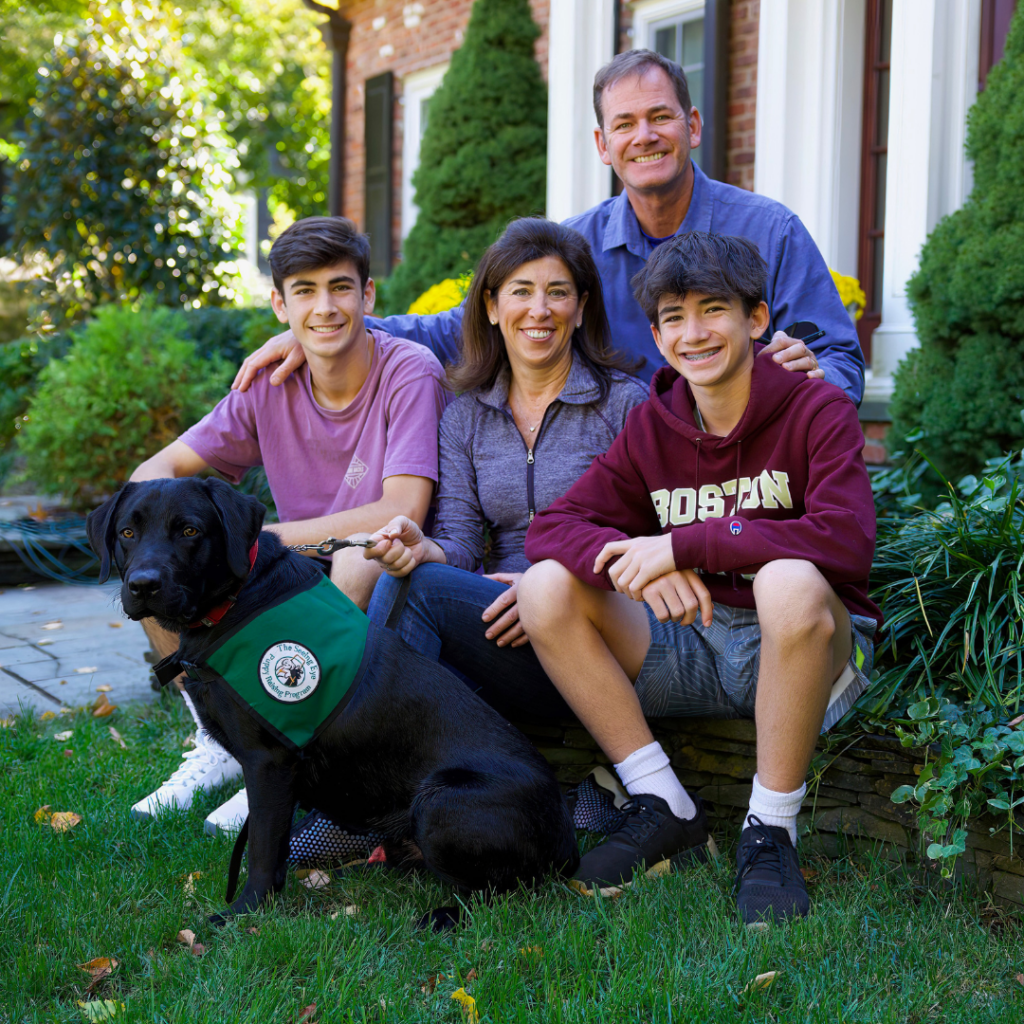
left=526, top=448, right=536, bottom=522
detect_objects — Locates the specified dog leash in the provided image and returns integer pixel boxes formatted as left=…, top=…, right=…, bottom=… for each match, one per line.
left=287, top=537, right=377, bottom=556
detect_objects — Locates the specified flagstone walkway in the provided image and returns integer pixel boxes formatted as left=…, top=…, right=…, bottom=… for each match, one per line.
left=0, top=581, right=155, bottom=717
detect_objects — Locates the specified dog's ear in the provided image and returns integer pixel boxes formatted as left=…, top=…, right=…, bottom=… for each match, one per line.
left=86, top=484, right=135, bottom=584
left=203, top=477, right=267, bottom=579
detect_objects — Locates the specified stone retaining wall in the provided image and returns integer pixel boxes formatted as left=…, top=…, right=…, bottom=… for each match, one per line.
left=514, top=716, right=1024, bottom=908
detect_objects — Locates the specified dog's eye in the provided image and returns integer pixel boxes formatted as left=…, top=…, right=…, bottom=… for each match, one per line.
left=120, top=528, right=134, bottom=539
left=182, top=526, right=199, bottom=537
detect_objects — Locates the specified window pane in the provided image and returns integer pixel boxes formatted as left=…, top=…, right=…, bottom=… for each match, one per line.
left=654, top=26, right=676, bottom=62
left=874, top=153, right=887, bottom=231
left=687, top=68, right=704, bottom=116
left=682, top=19, right=704, bottom=67
left=419, top=96, right=431, bottom=140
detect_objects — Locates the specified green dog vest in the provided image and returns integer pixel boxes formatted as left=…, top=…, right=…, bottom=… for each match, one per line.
left=181, top=575, right=369, bottom=752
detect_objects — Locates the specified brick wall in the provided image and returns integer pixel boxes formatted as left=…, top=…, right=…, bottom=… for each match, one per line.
left=725, top=0, right=758, bottom=190
left=340, top=0, right=549, bottom=265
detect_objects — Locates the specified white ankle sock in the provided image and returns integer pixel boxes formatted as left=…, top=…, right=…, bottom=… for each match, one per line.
left=745, top=774, right=806, bottom=845
left=614, top=741, right=697, bottom=820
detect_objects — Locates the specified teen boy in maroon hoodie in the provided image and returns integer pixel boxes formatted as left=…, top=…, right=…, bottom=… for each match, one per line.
left=518, top=232, right=880, bottom=925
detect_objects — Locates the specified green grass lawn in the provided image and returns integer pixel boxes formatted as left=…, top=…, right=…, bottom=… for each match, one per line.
left=2, top=697, right=1023, bottom=1023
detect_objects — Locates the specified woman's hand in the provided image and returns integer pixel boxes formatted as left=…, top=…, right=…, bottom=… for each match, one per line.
left=641, top=570, right=713, bottom=627
left=594, top=533, right=676, bottom=599
left=363, top=516, right=428, bottom=577
left=231, top=328, right=308, bottom=392
left=481, top=572, right=529, bottom=648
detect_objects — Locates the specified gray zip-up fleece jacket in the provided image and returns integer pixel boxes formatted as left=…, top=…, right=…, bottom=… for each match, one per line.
left=433, top=354, right=648, bottom=574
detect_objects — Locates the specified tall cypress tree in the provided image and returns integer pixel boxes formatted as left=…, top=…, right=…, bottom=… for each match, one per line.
left=891, top=7, right=1024, bottom=477
left=386, top=0, right=547, bottom=312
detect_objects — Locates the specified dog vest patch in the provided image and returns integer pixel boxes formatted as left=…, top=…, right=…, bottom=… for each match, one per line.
left=189, top=575, right=369, bottom=751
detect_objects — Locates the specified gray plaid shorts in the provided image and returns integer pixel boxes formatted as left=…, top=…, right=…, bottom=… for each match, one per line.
left=633, top=603, right=876, bottom=733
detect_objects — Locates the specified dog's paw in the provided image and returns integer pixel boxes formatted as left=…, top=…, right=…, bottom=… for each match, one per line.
left=208, top=909, right=232, bottom=929
left=416, top=905, right=462, bottom=932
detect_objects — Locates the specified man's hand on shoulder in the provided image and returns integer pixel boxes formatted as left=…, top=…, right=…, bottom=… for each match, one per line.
left=232, top=328, right=307, bottom=392
left=761, top=330, right=825, bottom=379
left=594, top=533, right=676, bottom=600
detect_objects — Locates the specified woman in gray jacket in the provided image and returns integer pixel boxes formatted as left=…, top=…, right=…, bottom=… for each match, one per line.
left=364, top=218, right=647, bottom=719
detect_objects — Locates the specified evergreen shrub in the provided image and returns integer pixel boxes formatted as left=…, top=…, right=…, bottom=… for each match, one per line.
left=17, top=303, right=230, bottom=506
left=890, top=7, right=1024, bottom=479
left=385, top=0, right=547, bottom=312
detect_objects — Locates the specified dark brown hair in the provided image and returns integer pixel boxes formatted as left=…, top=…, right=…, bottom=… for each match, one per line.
left=269, top=216, right=372, bottom=293
left=449, top=218, right=637, bottom=399
left=631, top=231, right=767, bottom=324
left=593, top=49, right=692, bottom=127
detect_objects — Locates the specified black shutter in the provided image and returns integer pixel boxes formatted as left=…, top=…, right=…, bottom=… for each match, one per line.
left=364, top=72, right=394, bottom=278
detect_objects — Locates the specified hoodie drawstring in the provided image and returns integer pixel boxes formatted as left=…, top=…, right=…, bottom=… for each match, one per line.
left=731, top=440, right=742, bottom=590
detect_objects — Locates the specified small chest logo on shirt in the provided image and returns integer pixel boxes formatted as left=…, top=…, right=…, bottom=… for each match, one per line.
left=345, top=456, right=368, bottom=489
left=729, top=520, right=743, bottom=535
left=259, top=642, right=321, bottom=703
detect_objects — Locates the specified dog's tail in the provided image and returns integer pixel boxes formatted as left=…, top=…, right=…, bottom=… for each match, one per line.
left=225, top=816, right=250, bottom=903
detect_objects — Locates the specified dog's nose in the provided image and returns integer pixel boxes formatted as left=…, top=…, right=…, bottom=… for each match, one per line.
left=127, top=569, right=163, bottom=599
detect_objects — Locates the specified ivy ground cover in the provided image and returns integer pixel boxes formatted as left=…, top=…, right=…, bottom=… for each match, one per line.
left=2, top=696, right=1023, bottom=1023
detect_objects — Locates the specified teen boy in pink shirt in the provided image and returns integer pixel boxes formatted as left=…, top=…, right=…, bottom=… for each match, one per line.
left=127, top=216, right=446, bottom=832
left=518, top=232, right=880, bottom=925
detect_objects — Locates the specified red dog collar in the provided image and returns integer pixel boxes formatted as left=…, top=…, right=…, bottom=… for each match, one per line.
left=187, top=540, right=259, bottom=629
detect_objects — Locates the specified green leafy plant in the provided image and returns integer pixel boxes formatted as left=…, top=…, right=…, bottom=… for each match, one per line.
left=890, top=6, right=1024, bottom=479
left=385, top=0, right=547, bottom=312
left=4, top=2, right=243, bottom=326
left=16, top=302, right=230, bottom=505
left=854, top=453, right=1024, bottom=870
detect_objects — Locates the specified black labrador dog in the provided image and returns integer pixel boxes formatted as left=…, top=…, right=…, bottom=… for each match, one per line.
left=88, top=477, right=578, bottom=922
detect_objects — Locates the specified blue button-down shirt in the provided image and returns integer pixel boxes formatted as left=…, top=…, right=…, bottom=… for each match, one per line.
left=370, top=163, right=865, bottom=403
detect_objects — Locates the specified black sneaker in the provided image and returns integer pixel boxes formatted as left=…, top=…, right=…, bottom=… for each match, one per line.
left=734, top=816, right=810, bottom=926
left=570, top=793, right=717, bottom=896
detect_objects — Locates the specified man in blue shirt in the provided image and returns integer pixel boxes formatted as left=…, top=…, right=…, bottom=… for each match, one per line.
left=234, top=50, right=864, bottom=403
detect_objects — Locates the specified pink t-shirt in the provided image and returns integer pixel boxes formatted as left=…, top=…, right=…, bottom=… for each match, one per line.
left=179, top=330, right=447, bottom=524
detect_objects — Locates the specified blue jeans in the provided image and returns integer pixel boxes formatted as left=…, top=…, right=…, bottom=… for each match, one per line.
left=366, top=563, right=572, bottom=722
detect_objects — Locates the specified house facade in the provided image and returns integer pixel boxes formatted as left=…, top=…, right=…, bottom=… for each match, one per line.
left=318, top=0, right=1018, bottom=458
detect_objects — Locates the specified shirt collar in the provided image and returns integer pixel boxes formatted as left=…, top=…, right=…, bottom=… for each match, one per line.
left=475, top=351, right=604, bottom=411
left=602, top=160, right=713, bottom=257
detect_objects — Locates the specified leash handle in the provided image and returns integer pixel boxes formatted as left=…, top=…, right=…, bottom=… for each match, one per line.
left=287, top=537, right=376, bottom=555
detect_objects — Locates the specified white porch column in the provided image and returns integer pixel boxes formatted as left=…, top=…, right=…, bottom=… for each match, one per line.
left=545, top=0, right=615, bottom=222
left=866, top=0, right=980, bottom=404
left=753, top=0, right=866, bottom=275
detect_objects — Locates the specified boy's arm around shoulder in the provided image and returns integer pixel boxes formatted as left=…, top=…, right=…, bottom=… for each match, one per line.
left=524, top=411, right=662, bottom=589
left=671, top=393, right=876, bottom=584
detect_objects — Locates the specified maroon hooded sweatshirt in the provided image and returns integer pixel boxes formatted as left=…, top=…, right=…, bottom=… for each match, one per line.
left=524, top=346, right=881, bottom=625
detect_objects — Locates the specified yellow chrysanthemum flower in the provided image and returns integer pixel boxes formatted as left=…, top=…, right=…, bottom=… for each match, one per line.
left=407, top=274, right=473, bottom=315
left=829, top=268, right=866, bottom=321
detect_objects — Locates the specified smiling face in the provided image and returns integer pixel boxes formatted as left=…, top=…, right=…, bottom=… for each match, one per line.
left=484, top=256, right=588, bottom=375
left=595, top=67, right=702, bottom=196
left=652, top=292, right=770, bottom=391
left=270, top=260, right=376, bottom=360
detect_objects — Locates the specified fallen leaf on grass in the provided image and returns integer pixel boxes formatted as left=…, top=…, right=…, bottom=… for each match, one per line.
left=51, top=811, right=82, bottom=832
left=300, top=869, right=331, bottom=890
left=64, top=749, right=74, bottom=758
left=77, top=999, right=124, bottom=1021
left=450, top=988, right=480, bottom=1023
left=176, top=929, right=196, bottom=948
left=96, top=685, right=112, bottom=693
left=92, top=695, right=117, bottom=718
left=1015, top=972, right=1024, bottom=986
left=246, top=927, right=260, bottom=936
left=41, top=621, right=63, bottom=630
left=800, top=868, right=818, bottom=881
left=465, top=968, right=479, bottom=982
left=421, top=973, right=444, bottom=995
left=76, top=667, right=99, bottom=674
left=77, top=957, right=118, bottom=991
left=40, top=711, right=56, bottom=722
left=742, top=971, right=778, bottom=994
left=183, top=872, right=202, bottom=897
left=295, top=1004, right=318, bottom=1024
left=519, top=945, right=544, bottom=958
left=34, top=805, right=52, bottom=823
left=191, top=942, right=206, bottom=955
left=108, top=727, right=126, bottom=750
left=54, top=730, right=73, bottom=742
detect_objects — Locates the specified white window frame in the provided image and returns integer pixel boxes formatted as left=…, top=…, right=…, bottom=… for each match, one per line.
left=631, top=0, right=706, bottom=65
left=400, top=62, right=449, bottom=239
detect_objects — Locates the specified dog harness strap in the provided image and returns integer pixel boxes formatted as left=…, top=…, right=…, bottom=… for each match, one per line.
left=187, top=540, right=260, bottom=629
left=198, top=575, right=370, bottom=751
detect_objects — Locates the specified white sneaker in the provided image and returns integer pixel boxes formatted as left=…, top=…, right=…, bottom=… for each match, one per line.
left=130, top=730, right=243, bottom=821
left=204, top=787, right=249, bottom=837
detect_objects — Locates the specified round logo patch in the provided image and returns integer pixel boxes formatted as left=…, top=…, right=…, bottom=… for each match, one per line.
left=729, top=520, right=743, bottom=535
left=259, top=642, right=321, bottom=703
